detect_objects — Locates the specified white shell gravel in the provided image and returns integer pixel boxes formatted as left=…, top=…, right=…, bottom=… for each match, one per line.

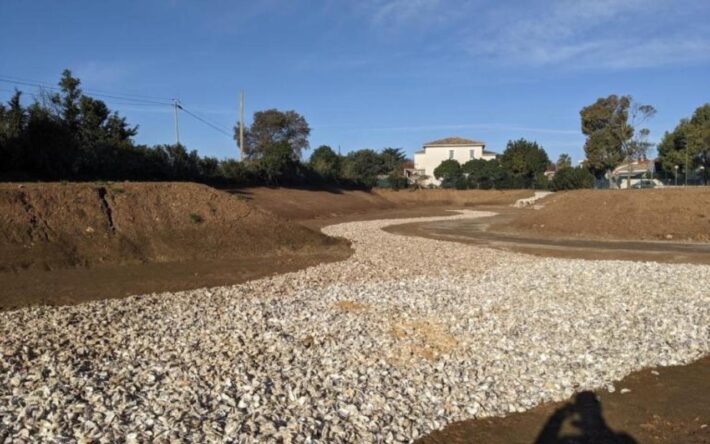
left=1, top=210, right=708, bottom=443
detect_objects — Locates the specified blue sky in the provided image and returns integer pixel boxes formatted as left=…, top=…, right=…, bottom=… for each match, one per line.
left=1, top=0, right=709, bottom=163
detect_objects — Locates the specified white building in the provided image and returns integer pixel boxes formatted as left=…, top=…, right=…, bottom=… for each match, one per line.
left=413, top=137, right=497, bottom=186
left=610, top=159, right=663, bottom=189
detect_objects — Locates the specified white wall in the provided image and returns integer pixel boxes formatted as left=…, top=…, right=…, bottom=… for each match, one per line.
left=414, top=144, right=485, bottom=186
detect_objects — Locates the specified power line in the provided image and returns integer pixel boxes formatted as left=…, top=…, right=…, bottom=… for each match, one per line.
left=0, top=87, right=39, bottom=100
left=179, top=103, right=232, bottom=137
left=0, top=74, right=173, bottom=103
left=0, top=77, right=172, bottom=106
left=1, top=75, right=234, bottom=140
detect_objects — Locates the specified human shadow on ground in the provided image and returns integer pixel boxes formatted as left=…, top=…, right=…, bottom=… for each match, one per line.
left=534, top=391, right=637, bottom=444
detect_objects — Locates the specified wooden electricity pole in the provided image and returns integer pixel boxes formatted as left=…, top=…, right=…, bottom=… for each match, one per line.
left=239, top=91, right=244, bottom=160
left=173, top=99, right=181, bottom=145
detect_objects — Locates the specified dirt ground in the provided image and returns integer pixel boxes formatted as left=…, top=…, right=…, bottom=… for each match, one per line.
left=0, top=182, right=349, bottom=310
left=500, top=188, right=710, bottom=242
left=418, top=357, right=710, bottom=444
left=230, top=187, right=534, bottom=221
left=1, top=184, right=708, bottom=442
left=4, top=185, right=710, bottom=309
left=0, top=182, right=342, bottom=272
left=388, top=206, right=710, bottom=265
left=0, top=185, right=528, bottom=311
left=0, top=253, right=350, bottom=311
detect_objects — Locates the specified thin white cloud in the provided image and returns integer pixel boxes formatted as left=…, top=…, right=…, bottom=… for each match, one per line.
left=370, top=0, right=444, bottom=27
left=467, top=0, right=710, bottom=69
left=74, top=61, right=135, bottom=86
left=362, top=0, right=710, bottom=70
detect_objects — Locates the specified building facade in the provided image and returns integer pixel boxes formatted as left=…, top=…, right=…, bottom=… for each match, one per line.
left=413, top=137, right=497, bottom=186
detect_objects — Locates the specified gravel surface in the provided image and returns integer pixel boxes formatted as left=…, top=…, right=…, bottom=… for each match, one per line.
left=512, top=191, right=552, bottom=208
left=1, top=210, right=709, bottom=443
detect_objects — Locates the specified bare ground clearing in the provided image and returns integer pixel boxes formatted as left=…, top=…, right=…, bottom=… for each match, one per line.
left=0, top=184, right=708, bottom=442
left=497, top=188, right=710, bottom=243
left=418, top=356, right=710, bottom=444
left=0, top=182, right=348, bottom=310
left=1, top=209, right=707, bottom=443
left=387, top=206, right=710, bottom=265
left=0, top=185, right=528, bottom=310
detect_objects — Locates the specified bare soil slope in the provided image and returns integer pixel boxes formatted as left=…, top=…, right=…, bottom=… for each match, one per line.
left=0, top=184, right=529, bottom=309
left=0, top=182, right=341, bottom=272
left=498, top=188, right=710, bottom=242
left=234, top=187, right=533, bottom=220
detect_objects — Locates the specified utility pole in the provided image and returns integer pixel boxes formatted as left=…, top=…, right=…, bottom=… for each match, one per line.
left=173, top=99, right=181, bottom=145
left=239, top=91, right=244, bottom=160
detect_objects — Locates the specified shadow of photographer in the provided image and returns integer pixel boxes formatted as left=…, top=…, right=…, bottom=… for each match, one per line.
left=535, top=391, right=637, bottom=444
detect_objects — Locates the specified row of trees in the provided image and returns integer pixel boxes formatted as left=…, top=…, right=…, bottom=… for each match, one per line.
left=0, top=70, right=410, bottom=187
left=429, top=96, right=708, bottom=191
left=0, top=71, right=232, bottom=182
left=232, top=109, right=410, bottom=186
left=2, top=71, right=706, bottom=189
left=580, top=94, right=709, bottom=185
left=657, top=104, right=710, bottom=184
left=431, top=139, right=593, bottom=191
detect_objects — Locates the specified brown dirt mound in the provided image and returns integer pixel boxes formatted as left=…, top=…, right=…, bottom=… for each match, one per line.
left=498, top=188, right=710, bottom=242
left=232, top=187, right=533, bottom=221
left=0, top=182, right=341, bottom=272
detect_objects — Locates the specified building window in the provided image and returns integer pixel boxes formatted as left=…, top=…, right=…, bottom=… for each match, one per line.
left=470, top=149, right=474, bottom=159
left=449, top=150, right=454, bottom=160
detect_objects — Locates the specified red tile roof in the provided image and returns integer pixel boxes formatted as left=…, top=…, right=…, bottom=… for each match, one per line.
left=424, top=137, right=485, bottom=146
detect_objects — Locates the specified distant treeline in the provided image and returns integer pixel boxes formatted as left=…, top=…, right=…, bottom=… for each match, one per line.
left=6, top=71, right=701, bottom=190
left=0, top=70, right=570, bottom=190
left=0, top=70, right=415, bottom=188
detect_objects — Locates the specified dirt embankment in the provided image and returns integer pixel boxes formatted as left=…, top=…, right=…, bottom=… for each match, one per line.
left=497, top=188, right=710, bottom=242
left=0, top=184, right=531, bottom=310
left=233, top=187, right=533, bottom=221
left=0, top=182, right=343, bottom=272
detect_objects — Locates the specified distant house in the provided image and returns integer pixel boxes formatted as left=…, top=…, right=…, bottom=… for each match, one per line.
left=413, top=137, right=497, bottom=186
left=543, top=164, right=557, bottom=180
left=611, top=159, right=662, bottom=188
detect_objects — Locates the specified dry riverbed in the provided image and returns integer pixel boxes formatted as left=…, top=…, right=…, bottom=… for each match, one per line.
left=1, top=210, right=708, bottom=442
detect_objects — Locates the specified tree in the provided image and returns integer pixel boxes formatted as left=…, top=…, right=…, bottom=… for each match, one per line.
left=580, top=95, right=655, bottom=184
left=309, top=145, right=340, bottom=181
left=0, top=90, right=26, bottom=139
left=0, top=90, right=27, bottom=173
left=433, top=159, right=462, bottom=188
left=620, top=103, right=656, bottom=188
left=386, top=170, right=409, bottom=190
left=580, top=95, right=630, bottom=176
left=234, top=109, right=310, bottom=160
left=556, top=153, right=572, bottom=170
left=550, top=167, right=595, bottom=191
left=78, top=96, right=137, bottom=146
left=462, top=158, right=503, bottom=189
left=499, top=139, right=549, bottom=187
left=258, top=141, right=300, bottom=185
left=340, top=149, right=385, bottom=187
left=57, top=69, right=82, bottom=132
left=658, top=104, right=710, bottom=185
left=688, top=104, right=710, bottom=184
left=380, top=147, right=406, bottom=173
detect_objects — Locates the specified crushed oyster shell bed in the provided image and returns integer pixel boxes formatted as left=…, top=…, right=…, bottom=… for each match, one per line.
left=1, top=210, right=708, bottom=443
